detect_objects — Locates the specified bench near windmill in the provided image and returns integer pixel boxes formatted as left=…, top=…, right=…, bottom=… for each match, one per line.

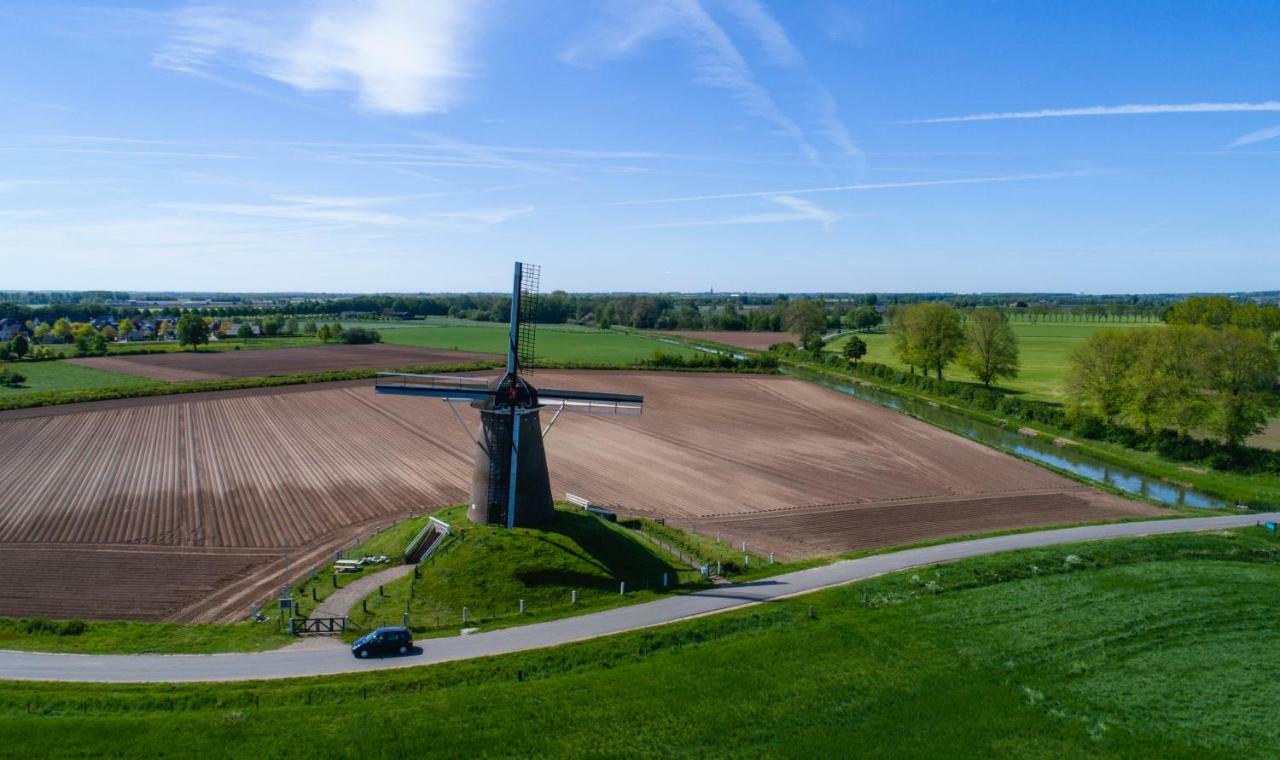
left=376, top=262, right=644, bottom=527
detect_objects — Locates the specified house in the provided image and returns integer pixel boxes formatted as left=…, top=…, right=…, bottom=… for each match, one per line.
left=0, top=319, right=29, bottom=341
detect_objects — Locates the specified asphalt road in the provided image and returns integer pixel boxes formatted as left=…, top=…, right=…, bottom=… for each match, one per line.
left=2, top=512, right=1273, bottom=683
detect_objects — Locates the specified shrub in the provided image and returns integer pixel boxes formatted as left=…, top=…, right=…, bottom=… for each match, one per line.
left=339, top=326, right=382, bottom=345
left=0, top=366, right=26, bottom=387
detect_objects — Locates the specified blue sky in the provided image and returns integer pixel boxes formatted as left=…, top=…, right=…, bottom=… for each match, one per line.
left=1, top=1, right=1278, bottom=294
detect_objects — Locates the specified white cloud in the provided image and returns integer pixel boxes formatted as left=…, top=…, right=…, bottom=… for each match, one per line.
left=905, top=101, right=1280, bottom=124
left=636, top=193, right=847, bottom=229
left=157, top=0, right=483, bottom=114
left=1228, top=124, right=1280, bottom=148
left=565, top=0, right=818, bottom=160
left=718, top=0, right=861, bottom=159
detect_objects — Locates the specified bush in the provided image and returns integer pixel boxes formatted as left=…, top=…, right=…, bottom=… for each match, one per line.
left=0, top=366, right=26, bottom=387
left=636, top=350, right=778, bottom=372
left=339, top=326, right=382, bottom=345
left=18, top=617, right=87, bottom=636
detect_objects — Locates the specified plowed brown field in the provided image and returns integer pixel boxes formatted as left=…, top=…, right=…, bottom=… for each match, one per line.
left=0, top=371, right=1160, bottom=621
left=67, top=344, right=496, bottom=381
left=659, top=331, right=795, bottom=350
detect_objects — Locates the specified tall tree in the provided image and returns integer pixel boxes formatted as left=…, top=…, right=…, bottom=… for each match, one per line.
left=1064, top=329, right=1141, bottom=423
left=177, top=313, right=210, bottom=351
left=9, top=333, right=28, bottom=360
left=960, top=308, right=1019, bottom=386
left=842, top=335, right=868, bottom=365
left=785, top=299, right=826, bottom=343
left=1201, top=326, right=1280, bottom=447
left=891, top=302, right=965, bottom=380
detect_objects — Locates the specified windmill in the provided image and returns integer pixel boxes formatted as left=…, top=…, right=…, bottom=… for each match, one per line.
left=375, top=262, right=643, bottom=527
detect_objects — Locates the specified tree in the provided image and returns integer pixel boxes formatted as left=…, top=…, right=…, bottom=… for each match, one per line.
left=285, top=318, right=299, bottom=335
left=73, top=330, right=107, bottom=356
left=1201, top=326, right=1280, bottom=447
left=785, top=299, right=826, bottom=344
left=302, top=321, right=317, bottom=336
left=236, top=324, right=254, bottom=341
left=339, top=326, right=381, bottom=345
left=891, top=302, right=965, bottom=380
left=33, top=323, right=51, bottom=343
left=177, top=313, right=210, bottom=351
left=1123, top=326, right=1212, bottom=435
left=316, top=324, right=332, bottom=342
left=844, top=306, right=882, bottom=333
left=1064, top=329, right=1141, bottom=424
left=99, top=325, right=117, bottom=343
left=52, top=318, right=73, bottom=342
left=118, top=317, right=135, bottom=336
left=842, top=335, right=867, bottom=365
left=960, top=308, right=1019, bottom=386
left=10, top=334, right=28, bottom=360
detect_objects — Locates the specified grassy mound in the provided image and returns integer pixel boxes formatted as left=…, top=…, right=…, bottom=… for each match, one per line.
left=6, top=528, right=1280, bottom=756
left=347, top=505, right=707, bottom=634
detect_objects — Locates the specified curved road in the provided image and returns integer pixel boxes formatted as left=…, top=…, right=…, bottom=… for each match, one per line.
left=2, top=512, right=1273, bottom=683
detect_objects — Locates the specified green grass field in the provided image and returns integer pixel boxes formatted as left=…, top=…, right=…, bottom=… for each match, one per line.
left=0, top=360, right=160, bottom=397
left=372, top=321, right=699, bottom=364
left=5, top=528, right=1279, bottom=756
left=0, top=618, right=285, bottom=655
left=825, top=319, right=1280, bottom=449
left=826, top=320, right=1152, bottom=402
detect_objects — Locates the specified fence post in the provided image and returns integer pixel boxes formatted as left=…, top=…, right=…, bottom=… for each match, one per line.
left=744, top=554, right=750, bottom=568
left=741, top=540, right=747, bottom=552
left=379, top=585, right=385, bottom=597
left=717, top=561, right=722, bottom=575
left=462, top=606, right=469, bottom=624
left=571, top=589, right=577, bottom=604
left=362, top=599, right=368, bottom=615
left=716, top=532, right=721, bottom=544
left=619, top=581, right=626, bottom=595
left=312, top=587, right=318, bottom=601
left=403, top=611, right=409, bottom=627
left=769, top=552, right=774, bottom=564
left=662, top=572, right=668, bottom=588
left=519, top=599, right=525, bottom=615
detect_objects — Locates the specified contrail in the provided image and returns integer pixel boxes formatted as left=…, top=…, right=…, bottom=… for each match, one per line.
left=904, top=101, right=1280, bottom=124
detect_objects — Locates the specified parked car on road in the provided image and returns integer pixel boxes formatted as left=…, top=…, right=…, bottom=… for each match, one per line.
left=351, top=626, right=414, bottom=659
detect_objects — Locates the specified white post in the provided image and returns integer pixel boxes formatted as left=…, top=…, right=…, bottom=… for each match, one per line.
left=519, top=599, right=525, bottom=615
left=462, top=606, right=469, bottom=624
left=571, top=589, right=577, bottom=604
left=716, top=561, right=722, bottom=575
left=619, top=581, right=625, bottom=595
left=662, top=572, right=668, bottom=588
left=741, top=540, right=747, bottom=552
left=715, top=532, right=721, bottom=544
left=744, top=554, right=750, bottom=568
left=769, top=552, right=774, bottom=564
left=402, top=611, right=409, bottom=627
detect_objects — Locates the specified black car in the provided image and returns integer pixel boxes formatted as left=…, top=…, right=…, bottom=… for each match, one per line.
left=351, top=626, right=414, bottom=659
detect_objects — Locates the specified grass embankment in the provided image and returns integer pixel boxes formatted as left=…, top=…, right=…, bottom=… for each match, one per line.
left=344, top=505, right=707, bottom=637
left=288, top=514, right=435, bottom=620
left=0, top=361, right=502, bottom=412
left=6, top=528, right=1280, bottom=756
left=621, top=517, right=815, bottom=581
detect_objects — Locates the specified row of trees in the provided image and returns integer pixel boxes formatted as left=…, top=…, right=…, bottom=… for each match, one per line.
left=888, top=303, right=1020, bottom=386
left=1064, top=325, right=1278, bottom=446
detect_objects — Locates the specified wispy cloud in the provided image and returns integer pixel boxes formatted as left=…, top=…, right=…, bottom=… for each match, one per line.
left=158, top=193, right=531, bottom=228
left=604, top=171, right=1089, bottom=207
left=156, top=0, right=484, bottom=115
left=637, top=193, right=848, bottom=229
left=905, top=101, right=1280, bottom=124
left=564, top=0, right=819, bottom=160
left=1228, top=124, right=1280, bottom=148
left=718, top=0, right=861, bottom=159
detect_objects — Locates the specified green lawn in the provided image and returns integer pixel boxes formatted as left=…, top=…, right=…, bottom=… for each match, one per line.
left=373, top=321, right=698, bottom=364
left=5, top=528, right=1280, bottom=756
left=0, top=360, right=160, bottom=397
left=0, top=618, right=286, bottom=655
left=826, top=320, right=1153, bottom=402
left=345, top=505, right=707, bottom=636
